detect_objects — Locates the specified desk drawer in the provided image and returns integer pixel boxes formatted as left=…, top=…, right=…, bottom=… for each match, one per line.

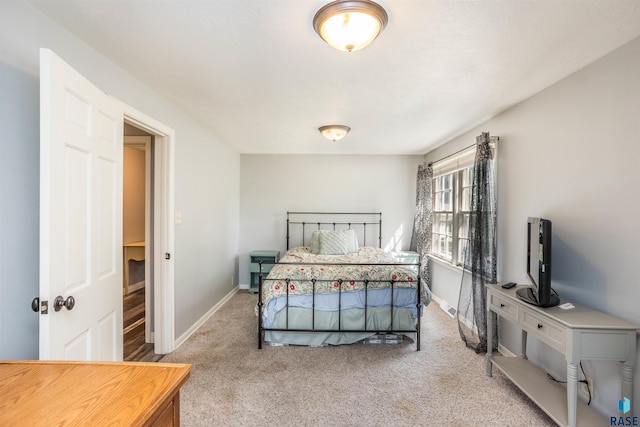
left=519, top=310, right=566, bottom=352
left=489, top=292, right=518, bottom=322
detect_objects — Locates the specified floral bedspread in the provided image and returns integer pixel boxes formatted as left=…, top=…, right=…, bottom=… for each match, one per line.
left=259, top=246, right=430, bottom=308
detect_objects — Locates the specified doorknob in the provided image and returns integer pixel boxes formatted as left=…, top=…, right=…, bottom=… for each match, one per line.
left=54, top=295, right=75, bottom=312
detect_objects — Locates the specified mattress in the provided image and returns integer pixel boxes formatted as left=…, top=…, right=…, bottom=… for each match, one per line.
left=258, top=246, right=430, bottom=346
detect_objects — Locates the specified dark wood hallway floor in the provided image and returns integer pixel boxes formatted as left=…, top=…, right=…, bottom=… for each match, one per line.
left=123, top=288, right=163, bottom=362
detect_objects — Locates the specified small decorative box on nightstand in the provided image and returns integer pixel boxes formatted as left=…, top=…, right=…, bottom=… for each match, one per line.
left=249, top=250, right=280, bottom=294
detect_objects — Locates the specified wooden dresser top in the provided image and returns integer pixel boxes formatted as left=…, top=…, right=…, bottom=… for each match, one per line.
left=0, top=360, right=191, bottom=426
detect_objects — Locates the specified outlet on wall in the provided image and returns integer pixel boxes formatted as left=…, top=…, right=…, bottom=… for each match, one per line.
left=231, top=275, right=234, bottom=286
left=580, top=373, right=594, bottom=397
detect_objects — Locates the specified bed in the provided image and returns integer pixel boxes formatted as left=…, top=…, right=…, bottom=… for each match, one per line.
left=256, top=212, right=431, bottom=350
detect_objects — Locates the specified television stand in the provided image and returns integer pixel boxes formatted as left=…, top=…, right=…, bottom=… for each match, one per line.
left=516, top=286, right=560, bottom=308
left=486, top=284, right=637, bottom=427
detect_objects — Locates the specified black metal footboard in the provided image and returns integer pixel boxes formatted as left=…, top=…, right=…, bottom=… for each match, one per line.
left=257, top=260, right=422, bottom=351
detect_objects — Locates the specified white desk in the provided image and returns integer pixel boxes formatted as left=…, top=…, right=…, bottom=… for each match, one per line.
left=123, top=241, right=145, bottom=295
left=486, top=284, right=637, bottom=427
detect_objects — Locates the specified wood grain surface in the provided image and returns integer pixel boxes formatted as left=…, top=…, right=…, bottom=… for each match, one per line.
left=0, top=360, right=191, bottom=426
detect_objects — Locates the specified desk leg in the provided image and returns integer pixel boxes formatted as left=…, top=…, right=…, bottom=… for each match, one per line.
left=567, top=362, right=579, bottom=427
left=486, top=307, right=495, bottom=377
left=621, top=362, right=634, bottom=415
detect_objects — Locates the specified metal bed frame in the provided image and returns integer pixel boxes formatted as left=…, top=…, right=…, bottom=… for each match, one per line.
left=286, top=211, right=383, bottom=250
left=257, top=212, right=422, bottom=350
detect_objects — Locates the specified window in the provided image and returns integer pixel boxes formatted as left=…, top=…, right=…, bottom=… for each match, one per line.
left=457, top=166, right=474, bottom=267
left=432, top=173, right=453, bottom=260
left=429, top=138, right=497, bottom=270
left=431, top=166, right=474, bottom=267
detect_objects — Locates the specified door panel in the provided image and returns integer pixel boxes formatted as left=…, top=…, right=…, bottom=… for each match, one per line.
left=40, top=48, right=123, bottom=361
left=65, top=330, right=90, bottom=361
left=65, top=147, right=90, bottom=289
left=98, top=157, right=117, bottom=278
left=98, top=310, right=117, bottom=360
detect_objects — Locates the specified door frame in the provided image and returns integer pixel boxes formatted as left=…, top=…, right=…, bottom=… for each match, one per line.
left=121, top=102, right=175, bottom=355
left=122, top=135, right=151, bottom=343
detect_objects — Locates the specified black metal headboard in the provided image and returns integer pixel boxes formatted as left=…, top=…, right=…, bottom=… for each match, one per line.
left=286, top=211, right=382, bottom=250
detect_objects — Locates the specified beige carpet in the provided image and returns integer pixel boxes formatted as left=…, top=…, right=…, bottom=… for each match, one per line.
left=161, top=290, right=555, bottom=426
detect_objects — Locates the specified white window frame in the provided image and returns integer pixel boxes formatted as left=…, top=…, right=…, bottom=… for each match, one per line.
left=431, top=173, right=454, bottom=261
left=431, top=166, right=473, bottom=267
left=429, top=140, right=497, bottom=269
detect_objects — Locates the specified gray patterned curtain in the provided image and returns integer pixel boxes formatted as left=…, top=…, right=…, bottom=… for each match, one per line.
left=457, top=132, right=498, bottom=353
left=410, top=164, right=432, bottom=293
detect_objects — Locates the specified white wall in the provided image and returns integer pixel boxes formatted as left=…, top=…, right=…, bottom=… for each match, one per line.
left=123, top=147, right=146, bottom=245
left=239, top=154, right=423, bottom=285
left=425, top=36, right=640, bottom=418
left=0, top=1, right=240, bottom=358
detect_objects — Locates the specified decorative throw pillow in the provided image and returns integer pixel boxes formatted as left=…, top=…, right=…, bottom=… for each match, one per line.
left=342, top=229, right=359, bottom=253
left=310, top=230, right=328, bottom=254
left=318, top=231, right=349, bottom=255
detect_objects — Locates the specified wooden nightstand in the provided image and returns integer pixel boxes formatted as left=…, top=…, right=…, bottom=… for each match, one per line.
left=249, top=250, right=280, bottom=294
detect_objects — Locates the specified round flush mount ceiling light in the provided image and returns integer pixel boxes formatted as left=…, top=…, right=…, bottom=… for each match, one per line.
left=313, top=0, right=388, bottom=52
left=319, top=125, right=351, bottom=142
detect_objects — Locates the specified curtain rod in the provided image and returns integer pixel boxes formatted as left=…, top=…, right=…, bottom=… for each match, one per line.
left=427, top=136, right=499, bottom=167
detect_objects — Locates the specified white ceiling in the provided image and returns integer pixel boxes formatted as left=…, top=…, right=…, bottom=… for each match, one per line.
left=31, top=0, right=640, bottom=155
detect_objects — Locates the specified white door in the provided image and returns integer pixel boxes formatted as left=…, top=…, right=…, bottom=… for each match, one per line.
left=39, top=49, right=124, bottom=360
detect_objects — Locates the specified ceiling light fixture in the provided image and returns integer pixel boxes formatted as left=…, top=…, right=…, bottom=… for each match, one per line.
left=313, top=0, right=388, bottom=53
left=319, top=125, right=351, bottom=142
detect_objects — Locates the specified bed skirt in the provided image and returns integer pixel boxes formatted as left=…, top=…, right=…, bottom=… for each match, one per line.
left=263, top=306, right=417, bottom=347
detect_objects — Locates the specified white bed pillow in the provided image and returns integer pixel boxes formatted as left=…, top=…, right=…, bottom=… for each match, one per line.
left=342, top=229, right=359, bottom=253
left=318, top=230, right=348, bottom=255
left=310, top=230, right=327, bottom=254
left=314, top=229, right=359, bottom=255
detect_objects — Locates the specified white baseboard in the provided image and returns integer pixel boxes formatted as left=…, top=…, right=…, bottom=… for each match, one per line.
left=238, top=283, right=249, bottom=290
left=430, top=293, right=457, bottom=318
left=430, top=292, right=444, bottom=306
left=127, top=281, right=145, bottom=294
left=173, top=286, right=239, bottom=350
left=439, top=299, right=457, bottom=318
left=431, top=292, right=514, bottom=358
left=429, top=292, right=478, bottom=333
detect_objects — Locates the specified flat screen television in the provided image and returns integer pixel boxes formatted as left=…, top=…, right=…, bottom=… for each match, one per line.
left=516, top=217, right=560, bottom=308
